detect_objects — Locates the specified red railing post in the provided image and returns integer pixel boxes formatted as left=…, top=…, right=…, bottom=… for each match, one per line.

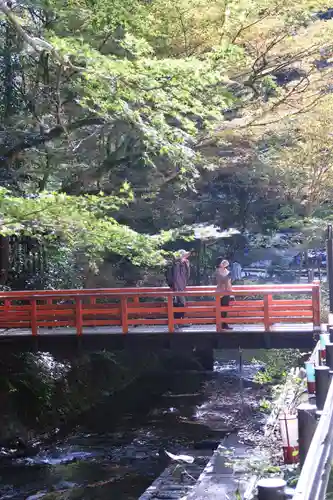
left=75, top=297, right=83, bottom=336
left=31, top=298, right=37, bottom=336
left=312, top=282, right=321, bottom=331
left=4, top=298, right=10, bottom=323
left=132, top=295, right=140, bottom=323
left=264, top=294, right=272, bottom=331
left=215, top=293, right=221, bottom=332
left=121, top=296, right=128, bottom=333
left=167, top=295, right=174, bottom=332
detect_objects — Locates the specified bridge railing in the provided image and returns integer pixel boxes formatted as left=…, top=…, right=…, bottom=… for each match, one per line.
left=0, top=283, right=320, bottom=335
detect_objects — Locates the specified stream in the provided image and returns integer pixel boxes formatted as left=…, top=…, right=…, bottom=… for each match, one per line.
left=0, top=351, right=270, bottom=500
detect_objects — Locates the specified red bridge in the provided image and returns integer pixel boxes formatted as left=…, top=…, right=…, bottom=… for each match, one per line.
left=0, top=283, right=322, bottom=352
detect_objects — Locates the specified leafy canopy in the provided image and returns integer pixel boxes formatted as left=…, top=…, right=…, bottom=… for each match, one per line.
left=1, top=0, right=333, bottom=278
left=0, top=187, right=171, bottom=267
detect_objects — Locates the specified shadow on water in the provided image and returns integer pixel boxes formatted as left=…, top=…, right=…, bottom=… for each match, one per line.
left=0, top=352, right=268, bottom=500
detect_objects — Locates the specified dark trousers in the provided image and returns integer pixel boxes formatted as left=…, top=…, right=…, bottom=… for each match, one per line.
left=221, top=295, right=230, bottom=328
left=173, top=296, right=185, bottom=319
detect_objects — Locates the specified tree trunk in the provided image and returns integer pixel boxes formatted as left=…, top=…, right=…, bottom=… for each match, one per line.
left=0, top=236, right=9, bottom=285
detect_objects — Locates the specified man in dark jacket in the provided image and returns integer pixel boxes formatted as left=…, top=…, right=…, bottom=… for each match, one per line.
left=166, top=250, right=191, bottom=329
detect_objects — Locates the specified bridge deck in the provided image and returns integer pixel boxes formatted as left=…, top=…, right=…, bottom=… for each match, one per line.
left=0, top=323, right=321, bottom=351
left=0, top=322, right=318, bottom=335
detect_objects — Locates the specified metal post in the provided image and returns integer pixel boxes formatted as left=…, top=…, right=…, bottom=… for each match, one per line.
left=315, top=366, right=331, bottom=410
left=329, top=326, right=333, bottom=344
left=327, top=224, right=333, bottom=319
left=326, top=342, right=333, bottom=370
left=239, top=348, right=244, bottom=411
left=297, top=403, right=318, bottom=466
left=257, top=478, right=287, bottom=500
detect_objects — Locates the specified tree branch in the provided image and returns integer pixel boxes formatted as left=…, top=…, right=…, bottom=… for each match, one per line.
left=0, top=0, right=84, bottom=71
left=0, top=117, right=105, bottom=166
left=231, top=11, right=270, bottom=44
left=0, top=0, right=64, bottom=63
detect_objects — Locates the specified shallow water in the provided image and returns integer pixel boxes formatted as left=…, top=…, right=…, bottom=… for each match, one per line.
left=0, top=352, right=267, bottom=500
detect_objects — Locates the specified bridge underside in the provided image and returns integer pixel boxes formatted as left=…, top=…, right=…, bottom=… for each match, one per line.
left=0, top=324, right=320, bottom=353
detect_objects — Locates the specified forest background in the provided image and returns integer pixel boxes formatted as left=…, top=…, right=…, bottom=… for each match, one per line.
left=1, top=0, right=333, bottom=289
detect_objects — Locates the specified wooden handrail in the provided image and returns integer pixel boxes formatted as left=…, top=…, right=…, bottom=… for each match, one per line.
left=0, top=283, right=318, bottom=298
left=0, top=286, right=318, bottom=299
left=0, top=290, right=317, bottom=303
left=0, top=283, right=320, bottom=335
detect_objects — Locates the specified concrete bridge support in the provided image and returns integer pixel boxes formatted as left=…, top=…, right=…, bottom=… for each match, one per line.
left=193, top=348, right=214, bottom=371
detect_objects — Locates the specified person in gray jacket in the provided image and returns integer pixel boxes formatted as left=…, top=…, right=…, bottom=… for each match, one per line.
left=231, top=261, right=242, bottom=282
left=166, top=250, right=191, bottom=329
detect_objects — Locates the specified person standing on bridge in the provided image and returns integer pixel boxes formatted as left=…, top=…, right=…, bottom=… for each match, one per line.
left=166, top=250, right=191, bottom=330
left=216, top=258, right=232, bottom=330
left=231, top=260, right=242, bottom=283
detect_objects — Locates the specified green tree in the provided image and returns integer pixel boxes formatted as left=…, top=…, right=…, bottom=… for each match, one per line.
left=0, top=0, right=333, bottom=286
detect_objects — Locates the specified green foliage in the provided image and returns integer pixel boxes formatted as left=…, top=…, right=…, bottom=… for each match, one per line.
left=253, top=349, right=302, bottom=384
left=254, top=370, right=276, bottom=385
left=259, top=397, right=272, bottom=412
left=0, top=0, right=333, bottom=283
left=0, top=187, right=173, bottom=267
left=0, top=349, right=163, bottom=441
